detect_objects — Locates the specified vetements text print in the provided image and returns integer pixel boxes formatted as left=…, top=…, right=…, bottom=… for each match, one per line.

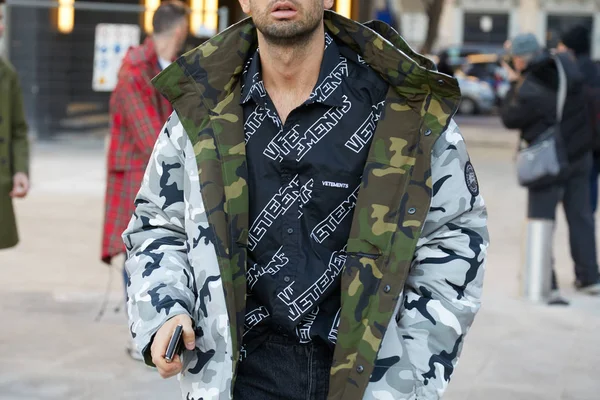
left=345, top=100, right=386, bottom=153
left=263, top=96, right=352, bottom=162
left=328, top=308, right=341, bottom=344
left=298, top=179, right=314, bottom=218
left=322, top=181, right=349, bottom=189
left=277, top=249, right=347, bottom=321
left=296, top=307, right=320, bottom=343
left=247, top=246, right=289, bottom=289
left=311, top=185, right=360, bottom=244
left=245, top=105, right=268, bottom=144
left=243, top=306, right=270, bottom=337
left=308, top=56, right=349, bottom=103
left=248, top=175, right=300, bottom=251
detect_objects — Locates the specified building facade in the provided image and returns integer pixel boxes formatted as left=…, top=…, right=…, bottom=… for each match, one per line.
left=397, top=0, right=600, bottom=58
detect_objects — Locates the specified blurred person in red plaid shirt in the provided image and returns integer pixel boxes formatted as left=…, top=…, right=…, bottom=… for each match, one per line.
left=101, top=0, right=189, bottom=360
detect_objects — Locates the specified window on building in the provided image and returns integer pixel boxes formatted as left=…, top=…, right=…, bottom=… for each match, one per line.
left=463, top=12, right=509, bottom=46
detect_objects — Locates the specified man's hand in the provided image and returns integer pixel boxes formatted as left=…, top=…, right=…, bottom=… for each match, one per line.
left=10, top=172, right=29, bottom=198
left=501, top=61, right=520, bottom=83
left=151, top=314, right=196, bottom=379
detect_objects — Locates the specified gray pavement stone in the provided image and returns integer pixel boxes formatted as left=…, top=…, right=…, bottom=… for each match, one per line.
left=1, top=117, right=599, bottom=399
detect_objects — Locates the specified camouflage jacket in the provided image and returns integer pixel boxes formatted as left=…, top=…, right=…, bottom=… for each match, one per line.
left=124, top=11, right=489, bottom=400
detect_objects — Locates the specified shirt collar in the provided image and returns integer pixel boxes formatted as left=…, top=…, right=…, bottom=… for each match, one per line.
left=240, top=32, right=346, bottom=108
left=240, top=50, right=267, bottom=107
left=158, top=57, right=172, bottom=70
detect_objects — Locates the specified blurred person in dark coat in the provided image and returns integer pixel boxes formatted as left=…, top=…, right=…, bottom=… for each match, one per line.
left=501, top=33, right=600, bottom=301
left=100, top=0, right=189, bottom=359
left=0, top=4, right=29, bottom=250
left=436, top=51, right=454, bottom=76
left=558, top=25, right=600, bottom=214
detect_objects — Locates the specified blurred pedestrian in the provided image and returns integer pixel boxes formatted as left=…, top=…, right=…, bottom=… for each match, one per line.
left=500, top=33, right=600, bottom=302
left=558, top=25, right=600, bottom=214
left=122, top=0, right=489, bottom=398
left=100, top=0, right=189, bottom=360
left=437, top=51, right=454, bottom=76
left=0, top=5, right=30, bottom=250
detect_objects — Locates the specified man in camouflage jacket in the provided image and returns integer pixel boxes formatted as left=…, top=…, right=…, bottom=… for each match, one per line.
left=123, top=5, right=489, bottom=400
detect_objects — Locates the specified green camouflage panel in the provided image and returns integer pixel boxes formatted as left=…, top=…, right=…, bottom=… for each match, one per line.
left=152, top=10, right=460, bottom=399
left=153, top=22, right=258, bottom=376
left=322, top=15, right=460, bottom=400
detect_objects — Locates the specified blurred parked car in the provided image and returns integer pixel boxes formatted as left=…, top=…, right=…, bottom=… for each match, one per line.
left=455, top=72, right=496, bottom=115
left=435, top=45, right=504, bottom=74
left=460, top=53, right=510, bottom=105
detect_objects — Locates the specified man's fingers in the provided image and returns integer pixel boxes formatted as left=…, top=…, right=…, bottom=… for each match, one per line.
left=156, top=356, right=183, bottom=379
left=179, top=315, right=195, bottom=350
left=151, top=328, right=170, bottom=365
left=149, top=314, right=193, bottom=379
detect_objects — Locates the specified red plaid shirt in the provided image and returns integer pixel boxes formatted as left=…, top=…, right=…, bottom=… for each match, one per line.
left=101, top=38, right=172, bottom=264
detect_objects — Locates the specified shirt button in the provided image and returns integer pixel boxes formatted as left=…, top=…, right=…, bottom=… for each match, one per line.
left=287, top=228, right=294, bottom=234
left=283, top=276, right=291, bottom=283
left=423, top=128, right=432, bottom=136
left=383, top=285, right=391, bottom=293
left=356, top=365, right=364, bottom=374
left=408, top=207, right=416, bottom=215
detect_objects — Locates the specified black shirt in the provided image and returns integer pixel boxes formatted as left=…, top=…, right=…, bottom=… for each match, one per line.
left=241, top=33, right=389, bottom=358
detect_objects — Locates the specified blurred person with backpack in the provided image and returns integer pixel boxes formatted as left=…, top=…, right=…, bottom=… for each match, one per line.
left=100, top=0, right=189, bottom=360
left=558, top=25, right=600, bottom=214
left=501, top=33, right=600, bottom=302
left=0, top=3, right=30, bottom=250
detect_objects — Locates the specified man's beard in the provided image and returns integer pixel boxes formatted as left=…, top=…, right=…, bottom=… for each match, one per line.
left=252, top=0, right=323, bottom=48
left=258, top=18, right=322, bottom=47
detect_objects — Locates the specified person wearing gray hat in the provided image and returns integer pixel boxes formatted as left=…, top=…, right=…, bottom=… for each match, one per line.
left=500, top=32, right=600, bottom=303
left=502, top=33, right=542, bottom=82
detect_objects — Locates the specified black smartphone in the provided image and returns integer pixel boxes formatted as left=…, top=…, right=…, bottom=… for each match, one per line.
left=165, top=324, right=184, bottom=363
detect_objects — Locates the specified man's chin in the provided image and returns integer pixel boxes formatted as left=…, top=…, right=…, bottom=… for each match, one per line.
left=259, top=23, right=321, bottom=46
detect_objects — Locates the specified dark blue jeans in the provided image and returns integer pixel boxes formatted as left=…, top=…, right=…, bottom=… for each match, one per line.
left=234, top=334, right=333, bottom=400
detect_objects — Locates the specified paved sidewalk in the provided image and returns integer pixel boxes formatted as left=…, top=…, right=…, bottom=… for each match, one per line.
left=0, top=119, right=599, bottom=400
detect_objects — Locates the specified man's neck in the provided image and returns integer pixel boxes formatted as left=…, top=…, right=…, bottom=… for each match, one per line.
left=258, top=26, right=326, bottom=98
left=153, top=36, right=176, bottom=63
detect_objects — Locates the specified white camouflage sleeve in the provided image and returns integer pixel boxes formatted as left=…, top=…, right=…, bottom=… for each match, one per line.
left=398, top=120, right=489, bottom=398
left=123, top=115, right=196, bottom=366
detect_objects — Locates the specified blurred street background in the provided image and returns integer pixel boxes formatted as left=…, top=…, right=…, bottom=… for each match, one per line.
left=1, top=0, right=600, bottom=399
left=1, top=116, right=599, bottom=400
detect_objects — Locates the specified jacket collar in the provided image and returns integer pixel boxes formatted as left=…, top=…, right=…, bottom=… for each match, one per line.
left=152, top=11, right=460, bottom=112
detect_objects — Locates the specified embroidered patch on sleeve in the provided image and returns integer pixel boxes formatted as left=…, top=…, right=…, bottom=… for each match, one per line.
left=464, top=161, right=479, bottom=197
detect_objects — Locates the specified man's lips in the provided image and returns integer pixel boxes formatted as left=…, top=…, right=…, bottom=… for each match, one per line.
left=272, top=9, right=298, bottom=18
left=271, top=2, right=298, bottom=18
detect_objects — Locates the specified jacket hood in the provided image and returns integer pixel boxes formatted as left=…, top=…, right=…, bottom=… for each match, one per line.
left=152, top=11, right=460, bottom=114
left=527, top=50, right=583, bottom=93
